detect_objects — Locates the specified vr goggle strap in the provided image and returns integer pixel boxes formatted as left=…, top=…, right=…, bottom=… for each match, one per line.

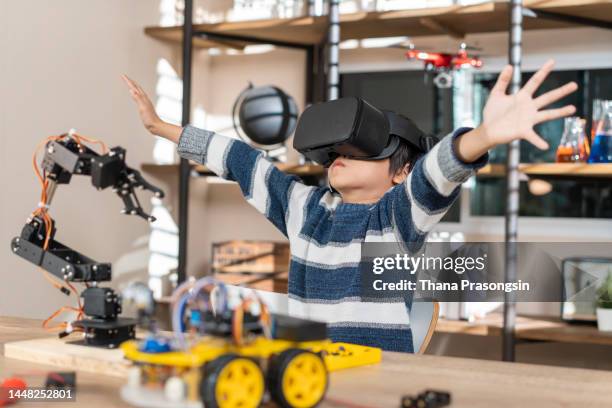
left=383, top=111, right=438, bottom=153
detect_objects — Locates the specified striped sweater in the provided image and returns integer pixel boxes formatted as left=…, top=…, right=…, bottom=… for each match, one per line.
left=177, top=124, right=488, bottom=352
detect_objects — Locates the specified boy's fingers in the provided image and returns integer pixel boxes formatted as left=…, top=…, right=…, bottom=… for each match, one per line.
left=131, top=79, right=145, bottom=94
left=535, top=105, right=576, bottom=124
left=125, top=80, right=140, bottom=96
left=136, top=91, right=150, bottom=105
left=122, top=75, right=145, bottom=96
left=129, top=89, right=140, bottom=101
left=130, top=91, right=149, bottom=109
left=122, top=74, right=135, bottom=89
left=524, top=130, right=549, bottom=150
left=534, top=82, right=578, bottom=109
left=136, top=86, right=148, bottom=99
left=132, top=88, right=144, bottom=100
left=491, top=65, right=512, bottom=95
left=523, top=59, right=554, bottom=95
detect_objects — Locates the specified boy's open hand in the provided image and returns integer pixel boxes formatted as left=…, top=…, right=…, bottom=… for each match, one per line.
left=122, top=75, right=162, bottom=134
left=122, top=75, right=182, bottom=142
left=481, top=60, right=577, bottom=150
left=455, top=60, right=578, bottom=163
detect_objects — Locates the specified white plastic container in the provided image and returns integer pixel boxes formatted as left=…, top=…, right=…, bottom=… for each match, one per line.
left=596, top=308, right=612, bottom=331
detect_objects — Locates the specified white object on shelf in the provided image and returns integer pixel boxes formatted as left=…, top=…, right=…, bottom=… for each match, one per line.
left=597, top=308, right=612, bottom=332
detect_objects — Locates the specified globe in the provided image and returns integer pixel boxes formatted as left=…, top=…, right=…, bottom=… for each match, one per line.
left=233, top=85, right=298, bottom=149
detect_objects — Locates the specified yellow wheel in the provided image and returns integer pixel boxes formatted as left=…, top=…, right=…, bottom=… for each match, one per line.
left=200, top=354, right=265, bottom=408
left=268, top=349, right=328, bottom=408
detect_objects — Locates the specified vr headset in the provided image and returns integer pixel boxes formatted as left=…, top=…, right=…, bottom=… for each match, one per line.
left=293, top=97, right=438, bottom=167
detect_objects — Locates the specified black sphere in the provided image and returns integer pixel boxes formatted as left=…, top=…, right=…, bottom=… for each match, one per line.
left=236, top=85, right=298, bottom=147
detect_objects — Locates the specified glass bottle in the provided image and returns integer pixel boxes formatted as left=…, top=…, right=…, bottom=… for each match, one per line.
left=555, top=117, right=587, bottom=163
left=588, top=102, right=612, bottom=163
left=591, top=99, right=604, bottom=144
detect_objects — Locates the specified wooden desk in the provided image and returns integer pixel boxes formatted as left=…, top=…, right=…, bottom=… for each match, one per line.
left=0, top=317, right=125, bottom=407
left=437, top=313, right=612, bottom=346
left=2, top=316, right=612, bottom=407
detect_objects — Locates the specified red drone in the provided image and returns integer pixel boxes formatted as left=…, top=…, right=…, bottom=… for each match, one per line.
left=405, top=45, right=483, bottom=70
left=395, top=42, right=484, bottom=88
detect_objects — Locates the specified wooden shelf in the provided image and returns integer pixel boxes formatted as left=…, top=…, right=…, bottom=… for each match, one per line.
left=437, top=313, right=612, bottom=346
left=144, top=0, right=612, bottom=49
left=477, top=163, right=612, bottom=179
left=141, top=162, right=325, bottom=177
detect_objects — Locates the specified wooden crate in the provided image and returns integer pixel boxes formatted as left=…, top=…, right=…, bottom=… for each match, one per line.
left=212, top=240, right=290, bottom=274
left=214, top=271, right=288, bottom=293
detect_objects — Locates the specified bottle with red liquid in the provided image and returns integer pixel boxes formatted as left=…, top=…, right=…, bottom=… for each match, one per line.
left=588, top=101, right=612, bottom=163
left=591, top=99, right=604, bottom=145
left=556, top=117, right=587, bottom=163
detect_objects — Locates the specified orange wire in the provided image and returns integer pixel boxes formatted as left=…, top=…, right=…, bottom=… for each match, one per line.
left=259, top=300, right=271, bottom=335
left=71, top=133, right=108, bottom=154
left=64, top=280, right=83, bottom=320
left=42, top=306, right=82, bottom=332
left=232, top=298, right=273, bottom=345
left=232, top=299, right=250, bottom=345
left=231, top=296, right=273, bottom=345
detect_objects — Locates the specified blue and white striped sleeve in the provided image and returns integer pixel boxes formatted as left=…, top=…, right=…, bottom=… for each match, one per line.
left=176, top=125, right=316, bottom=238
left=390, top=127, right=488, bottom=244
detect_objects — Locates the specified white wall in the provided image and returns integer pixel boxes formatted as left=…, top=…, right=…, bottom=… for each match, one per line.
left=0, top=1, right=174, bottom=318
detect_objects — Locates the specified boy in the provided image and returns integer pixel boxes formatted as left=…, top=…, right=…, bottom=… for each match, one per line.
left=123, top=60, right=576, bottom=352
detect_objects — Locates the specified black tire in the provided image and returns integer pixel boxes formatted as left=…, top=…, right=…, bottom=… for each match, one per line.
left=267, top=348, right=328, bottom=408
left=200, top=354, right=265, bottom=408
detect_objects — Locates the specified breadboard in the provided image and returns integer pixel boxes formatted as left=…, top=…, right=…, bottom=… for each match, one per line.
left=4, top=337, right=129, bottom=378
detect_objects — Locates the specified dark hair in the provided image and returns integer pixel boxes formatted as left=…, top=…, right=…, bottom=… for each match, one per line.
left=388, top=139, right=421, bottom=178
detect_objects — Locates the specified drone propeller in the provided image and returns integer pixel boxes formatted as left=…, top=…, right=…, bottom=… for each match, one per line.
left=391, top=41, right=483, bottom=55
left=388, top=40, right=416, bottom=50
left=459, top=42, right=483, bottom=52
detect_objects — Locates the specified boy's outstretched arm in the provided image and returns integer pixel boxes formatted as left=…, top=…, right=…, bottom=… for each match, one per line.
left=389, top=60, right=577, bottom=244
left=454, top=60, right=577, bottom=162
left=122, top=75, right=315, bottom=237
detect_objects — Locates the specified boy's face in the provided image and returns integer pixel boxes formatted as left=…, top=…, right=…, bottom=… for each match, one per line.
left=328, top=156, right=408, bottom=203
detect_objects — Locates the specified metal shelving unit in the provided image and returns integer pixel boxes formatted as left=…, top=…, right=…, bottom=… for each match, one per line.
left=154, top=0, right=612, bottom=362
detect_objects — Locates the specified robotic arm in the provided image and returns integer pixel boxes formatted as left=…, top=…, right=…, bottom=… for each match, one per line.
left=10, top=134, right=165, bottom=348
